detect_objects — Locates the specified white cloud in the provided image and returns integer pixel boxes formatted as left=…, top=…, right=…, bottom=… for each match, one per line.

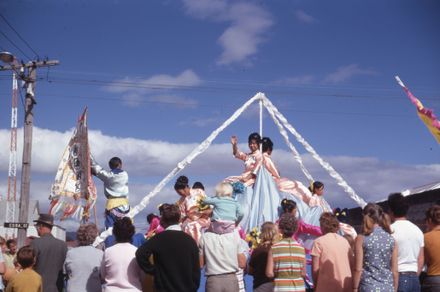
left=182, top=0, right=273, bottom=65
left=104, top=70, right=202, bottom=108
left=323, top=64, right=377, bottom=84
left=294, top=10, right=317, bottom=24
left=1, top=127, right=438, bottom=230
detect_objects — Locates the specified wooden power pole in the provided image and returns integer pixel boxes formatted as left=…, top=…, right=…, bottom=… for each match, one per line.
left=1, top=58, right=59, bottom=247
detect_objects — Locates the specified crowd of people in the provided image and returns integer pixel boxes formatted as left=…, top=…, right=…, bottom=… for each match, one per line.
left=0, top=133, right=439, bottom=292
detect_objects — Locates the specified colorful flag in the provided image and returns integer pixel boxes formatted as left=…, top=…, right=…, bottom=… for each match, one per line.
left=396, top=76, right=440, bottom=144
left=49, top=108, right=97, bottom=222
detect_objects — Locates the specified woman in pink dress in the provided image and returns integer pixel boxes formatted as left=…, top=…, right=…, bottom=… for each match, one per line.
left=224, top=132, right=263, bottom=187
left=174, top=175, right=211, bottom=243
left=261, top=137, right=312, bottom=203
left=308, top=181, right=332, bottom=212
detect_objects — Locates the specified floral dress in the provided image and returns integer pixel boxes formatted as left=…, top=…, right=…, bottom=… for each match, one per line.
left=360, top=226, right=395, bottom=292
left=176, top=188, right=211, bottom=244
left=224, top=149, right=262, bottom=187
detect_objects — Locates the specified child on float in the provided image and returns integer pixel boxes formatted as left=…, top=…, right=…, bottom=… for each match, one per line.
left=145, top=213, right=164, bottom=239
left=203, top=182, right=244, bottom=234
left=91, top=156, right=130, bottom=229
left=308, top=181, right=332, bottom=212
left=174, top=176, right=211, bottom=243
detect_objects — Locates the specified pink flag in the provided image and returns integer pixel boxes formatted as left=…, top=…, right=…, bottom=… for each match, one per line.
left=396, top=76, right=440, bottom=144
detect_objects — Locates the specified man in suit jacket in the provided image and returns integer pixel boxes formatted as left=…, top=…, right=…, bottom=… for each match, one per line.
left=31, top=214, right=67, bottom=292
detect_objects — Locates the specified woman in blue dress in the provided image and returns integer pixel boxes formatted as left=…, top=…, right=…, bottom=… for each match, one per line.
left=353, top=203, right=398, bottom=292
left=225, top=133, right=329, bottom=233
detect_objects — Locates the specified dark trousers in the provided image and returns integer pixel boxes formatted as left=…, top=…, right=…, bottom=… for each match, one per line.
left=422, top=275, right=440, bottom=292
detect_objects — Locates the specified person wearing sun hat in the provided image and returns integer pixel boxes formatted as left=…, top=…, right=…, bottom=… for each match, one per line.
left=30, top=213, right=67, bottom=292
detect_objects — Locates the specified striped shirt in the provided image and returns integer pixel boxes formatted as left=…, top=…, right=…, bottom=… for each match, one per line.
left=272, top=238, right=306, bottom=292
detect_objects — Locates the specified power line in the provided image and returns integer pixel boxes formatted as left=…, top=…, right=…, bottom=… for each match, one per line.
left=43, top=77, right=440, bottom=101
left=0, top=29, right=32, bottom=61
left=0, top=91, right=413, bottom=119
left=0, top=13, right=40, bottom=59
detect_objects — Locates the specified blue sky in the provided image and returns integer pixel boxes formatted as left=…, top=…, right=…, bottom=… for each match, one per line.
left=0, top=0, right=439, bottom=231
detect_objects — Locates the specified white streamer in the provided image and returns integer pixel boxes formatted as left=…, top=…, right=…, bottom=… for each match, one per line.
left=261, top=96, right=367, bottom=208
left=93, top=92, right=367, bottom=247
left=261, top=96, right=314, bottom=183
left=94, top=93, right=262, bottom=246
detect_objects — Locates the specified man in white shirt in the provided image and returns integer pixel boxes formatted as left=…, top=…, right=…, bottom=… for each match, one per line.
left=199, top=229, right=247, bottom=292
left=388, top=193, right=424, bottom=292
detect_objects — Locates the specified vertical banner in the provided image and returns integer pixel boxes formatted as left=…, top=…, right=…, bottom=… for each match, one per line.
left=49, top=108, right=97, bottom=222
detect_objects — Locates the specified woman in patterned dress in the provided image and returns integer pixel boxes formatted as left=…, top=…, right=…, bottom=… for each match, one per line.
left=353, top=203, right=398, bottom=292
left=174, top=175, right=211, bottom=244
left=266, top=213, right=306, bottom=292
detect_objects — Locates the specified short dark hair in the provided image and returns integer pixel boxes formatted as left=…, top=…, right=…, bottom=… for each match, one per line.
left=174, top=175, right=189, bottom=191
left=248, top=132, right=261, bottom=145
left=159, top=203, right=181, bottom=228
left=388, top=193, right=409, bottom=217
left=262, top=137, right=273, bottom=153
left=278, top=213, right=298, bottom=237
left=108, top=157, right=122, bottom=170
left=320, top=212, right=340, bottom=234
left=281, top=199, right=297, bottom=214
left=6, top=239, right=16, bottom=248
left=17, top=246, right=35, bottom=268
left=76, top=223, right=98, bottom=246
left=192, top=182, right=205, bottom=190
left=309, top=181, right=324, bottom=194
left=113, top=217, right=135, bottom=243
left=146, top=213, right=159, bottom=224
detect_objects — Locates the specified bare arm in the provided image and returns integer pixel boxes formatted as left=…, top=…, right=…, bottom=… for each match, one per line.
left=231, top=136, right=238, bottom=156
left=265, top=249, right=274, bottom=278
left=237, top=253, right=247, bottom=270
left=312, top=255, right=320, bottom=285
left=199, top=255, right=204, bottom=269
left=352, top=235, right=364, bottom=291
left=391, top=242, right=399, bottom=292
left=0, top=261, right=5, bottom=275
left=417, top=247, right=424, bottom=275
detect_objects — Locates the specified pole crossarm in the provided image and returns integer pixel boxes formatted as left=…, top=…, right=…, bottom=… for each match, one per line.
left=0, top=60, right=59, bottom=71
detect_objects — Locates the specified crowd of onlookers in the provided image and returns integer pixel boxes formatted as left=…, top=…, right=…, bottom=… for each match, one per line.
left=1, top=152, right=439, bottom=292
left=0, top=192, right=439, bottom=292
